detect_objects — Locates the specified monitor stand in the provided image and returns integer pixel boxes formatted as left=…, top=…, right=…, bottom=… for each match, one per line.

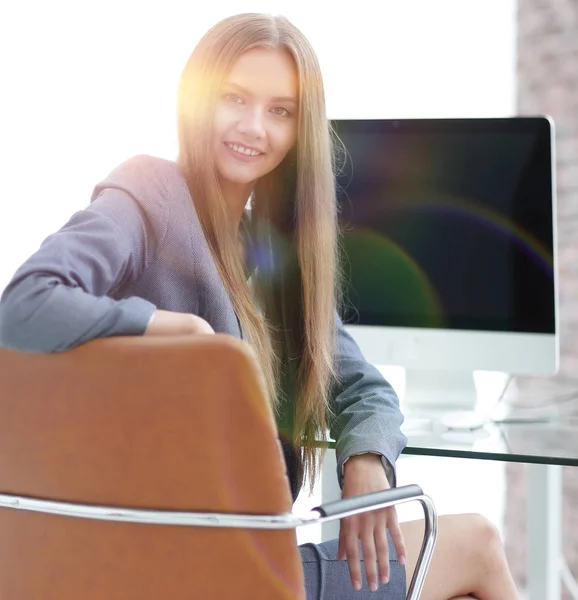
left=400, top=368, right=490, bottom=433
left=403, top=369, right=478, bottom=414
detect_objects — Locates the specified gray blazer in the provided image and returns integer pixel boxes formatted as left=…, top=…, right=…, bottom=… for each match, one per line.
left=0, top=155, right=406, bottom=498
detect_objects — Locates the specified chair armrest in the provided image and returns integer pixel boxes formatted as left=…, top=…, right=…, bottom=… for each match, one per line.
left=313, top=484, right=424, bottom=518
left=309, top=485, right=437, bottom=600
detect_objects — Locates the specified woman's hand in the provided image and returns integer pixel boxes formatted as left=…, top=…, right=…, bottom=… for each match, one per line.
left=187, top=314, right=215, bottom=335
left=337, top=454, right=406, bottom=591
left=145, top=310, right=215, bottom=336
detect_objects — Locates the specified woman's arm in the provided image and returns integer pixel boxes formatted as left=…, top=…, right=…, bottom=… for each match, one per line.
left=330, top=314, right=409, bottom=589
left=0, top=188, right=163, bottom=352
left=329, top=314, right=407, bottom=488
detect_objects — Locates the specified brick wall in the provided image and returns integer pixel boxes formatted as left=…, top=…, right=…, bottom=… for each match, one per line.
left=505, top=0, right=578, bottom=596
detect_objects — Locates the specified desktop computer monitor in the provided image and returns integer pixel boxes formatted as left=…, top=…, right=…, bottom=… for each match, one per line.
left=332, top=117, right=558, bottom=411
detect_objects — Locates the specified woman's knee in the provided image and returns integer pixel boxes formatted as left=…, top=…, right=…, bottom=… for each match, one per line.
left=461, top=513, right=501, bottom=543
left=449, top=513, right=504, bottom=571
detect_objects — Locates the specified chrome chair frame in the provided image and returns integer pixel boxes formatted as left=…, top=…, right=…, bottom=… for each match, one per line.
left=0, top=484, right=436, bottom=600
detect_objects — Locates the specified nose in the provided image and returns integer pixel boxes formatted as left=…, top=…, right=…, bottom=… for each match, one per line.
left=237, top=106, right=266, bottom=139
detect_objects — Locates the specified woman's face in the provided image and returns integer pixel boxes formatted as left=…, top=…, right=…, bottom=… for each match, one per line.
left=212, top=47, right=299, bottom=191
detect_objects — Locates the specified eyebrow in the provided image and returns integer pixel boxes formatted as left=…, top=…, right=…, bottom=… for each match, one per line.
left=223, top=82, right=298, bottom=105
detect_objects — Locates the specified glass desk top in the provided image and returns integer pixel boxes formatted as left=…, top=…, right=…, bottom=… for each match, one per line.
left=400, top=414, right=578, bottom=467
left=400, top=372, right=578, bottom=467
left=326, top=371, right=578, bottom=467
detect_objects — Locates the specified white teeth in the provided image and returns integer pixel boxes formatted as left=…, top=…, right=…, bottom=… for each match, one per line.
left=227, top=143, right=261, bottom=157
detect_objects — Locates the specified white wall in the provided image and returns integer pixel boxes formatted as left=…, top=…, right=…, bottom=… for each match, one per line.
left=0, top=0, right=516, bottom=290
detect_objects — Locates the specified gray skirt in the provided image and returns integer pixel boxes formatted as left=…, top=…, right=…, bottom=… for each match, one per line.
left=299, top=534, right=406, bottom=600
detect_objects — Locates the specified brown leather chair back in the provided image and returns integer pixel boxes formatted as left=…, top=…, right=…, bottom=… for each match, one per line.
left=0, top=334, right=305, bottom=599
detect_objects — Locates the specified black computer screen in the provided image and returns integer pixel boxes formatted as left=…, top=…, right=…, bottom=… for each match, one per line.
left=333, top=118, right=555, bottom=333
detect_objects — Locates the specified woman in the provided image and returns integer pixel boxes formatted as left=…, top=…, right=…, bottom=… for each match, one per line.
left=0, top=12, right=519, bottom=600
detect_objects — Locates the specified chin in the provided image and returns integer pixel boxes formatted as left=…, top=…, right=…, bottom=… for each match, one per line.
left=221, top=171, right=258, bottom=186
left=218, top=162, right=263, bottom=184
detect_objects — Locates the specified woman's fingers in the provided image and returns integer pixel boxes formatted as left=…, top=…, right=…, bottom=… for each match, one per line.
left=340, top=517, right=363, bottom=590
left=361, top=529, right=379, bottom=591
left=190, top=314, right=215, bottom=334
left=387, top=508, right=407, bottom=567
left=374, top=523, right=391, bottom=585
left=339, top=506, right=406, bottom=591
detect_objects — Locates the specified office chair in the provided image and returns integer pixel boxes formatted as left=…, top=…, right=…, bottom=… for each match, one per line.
left=0, top=334, right=436, bottom=599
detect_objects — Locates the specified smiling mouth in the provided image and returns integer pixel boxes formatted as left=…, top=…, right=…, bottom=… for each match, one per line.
left=225, top=142, right=264, bottom=157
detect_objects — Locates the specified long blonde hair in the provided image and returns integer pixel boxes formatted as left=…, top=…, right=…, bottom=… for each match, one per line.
left=176, top=13, right=342, bottom=490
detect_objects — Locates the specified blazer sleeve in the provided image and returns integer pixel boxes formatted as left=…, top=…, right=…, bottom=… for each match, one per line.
left=0, top=158, right=167, bottom=352
left=329, top=313, right=408, bottom=488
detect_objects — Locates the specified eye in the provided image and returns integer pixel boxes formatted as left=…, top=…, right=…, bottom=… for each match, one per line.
left=224, top=93, right=243, bottom=104
left=271, top=106, right=291, bottom=117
